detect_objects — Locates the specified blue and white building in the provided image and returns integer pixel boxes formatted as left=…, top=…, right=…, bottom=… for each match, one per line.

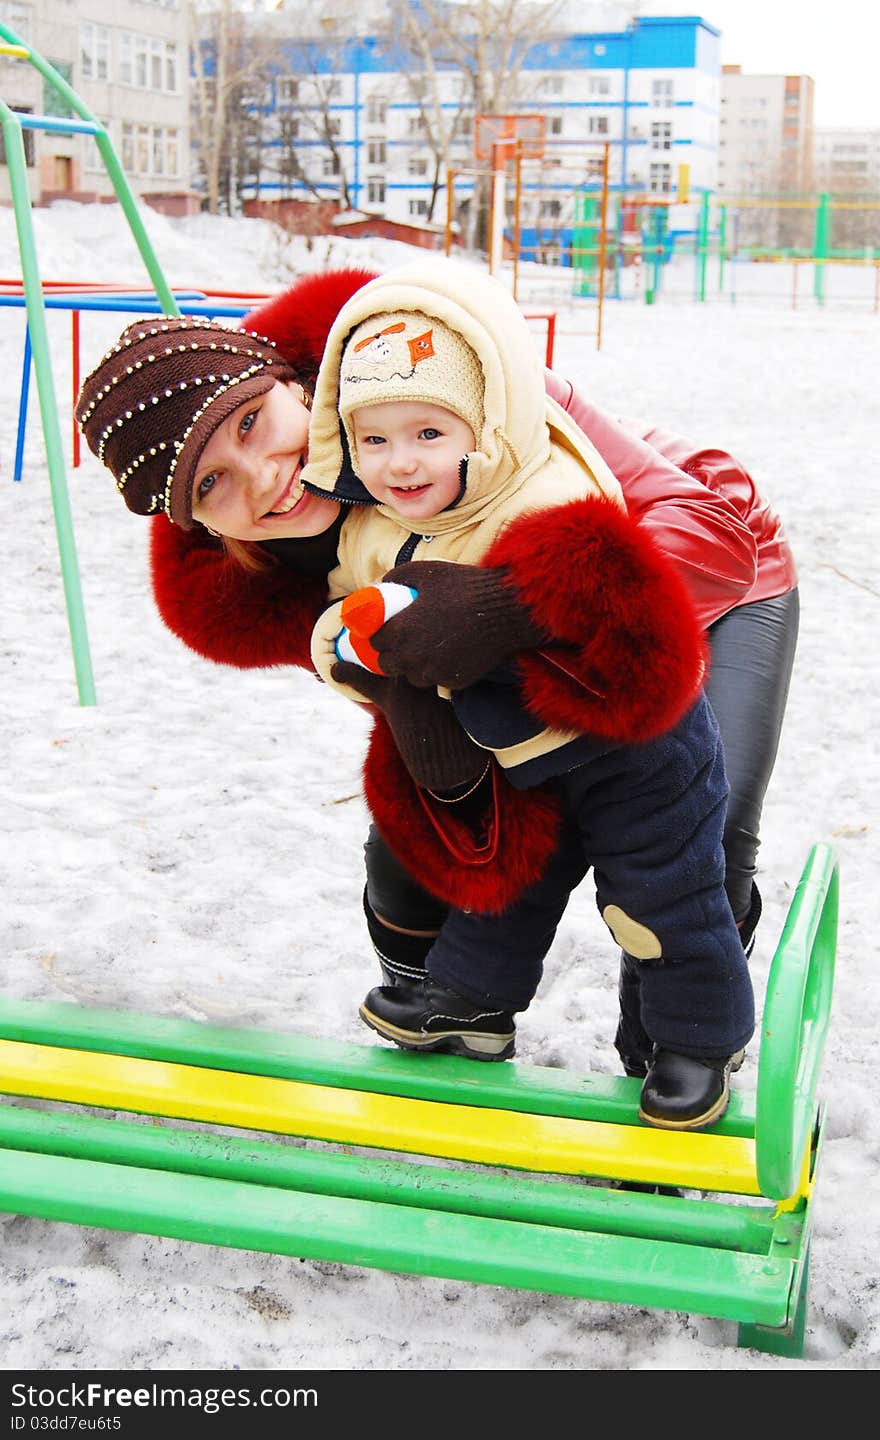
left=244, top=5, right=723, bottom=260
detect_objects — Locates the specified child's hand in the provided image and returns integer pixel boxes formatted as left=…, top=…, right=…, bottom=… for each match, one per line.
left=372, top=560, right=546, bottom=689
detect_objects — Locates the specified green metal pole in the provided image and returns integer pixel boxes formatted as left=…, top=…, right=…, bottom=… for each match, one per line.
left=0, top=105, right=96, bottom=705
left=95, top=131, right=179, bottom=315
left=755, top=843, right=838, bottom=1201
left=697, top=189, right=710, bottom=302
left=0, top=20, right=182, bottom=705
left=813, top=193, right=830, bottom=306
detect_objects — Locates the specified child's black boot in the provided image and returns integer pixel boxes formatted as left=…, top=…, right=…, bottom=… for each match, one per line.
left=638, top=1047, right=745, bottom=1131
left=614, top=951, right=654, bottom=1078
left=363, top=890, right=431, bottom=987
left=359, top=977, right=516, bottom=1060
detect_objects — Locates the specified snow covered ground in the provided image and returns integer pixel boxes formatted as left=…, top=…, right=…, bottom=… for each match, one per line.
left=0, top=203, right=877, bottom=1372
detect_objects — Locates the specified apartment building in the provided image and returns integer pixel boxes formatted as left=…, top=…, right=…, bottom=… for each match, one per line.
left=814, top=126, right=880, bottom=194
left=0, top=0, right=191, bottom=207
left=718, top=65, right=814, bottom=248
left=813, top=125, right=880, bottom=248
left=239, top=7, right=723, bottom=259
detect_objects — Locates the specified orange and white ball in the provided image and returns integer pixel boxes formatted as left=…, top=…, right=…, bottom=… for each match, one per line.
left=334, top=582, right=417, bottom=673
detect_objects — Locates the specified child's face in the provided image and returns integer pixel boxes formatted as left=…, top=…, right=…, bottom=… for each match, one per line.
left=351, top=401, right=475, bottom=522
left=191, top=380, right=340, bottom=540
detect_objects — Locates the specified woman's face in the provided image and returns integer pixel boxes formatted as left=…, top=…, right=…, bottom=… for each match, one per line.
left=191, top=380, right=340, bottom=540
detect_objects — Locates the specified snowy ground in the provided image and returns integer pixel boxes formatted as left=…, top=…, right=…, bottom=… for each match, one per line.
left=0, top=203, right=877, bottom=1372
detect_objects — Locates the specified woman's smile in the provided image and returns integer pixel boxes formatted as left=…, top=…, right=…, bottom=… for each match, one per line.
left=267, top=457, right=307, bottom=516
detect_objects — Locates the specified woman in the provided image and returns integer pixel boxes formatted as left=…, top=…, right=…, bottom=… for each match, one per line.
left=76, top=266, right=799, bottom=1078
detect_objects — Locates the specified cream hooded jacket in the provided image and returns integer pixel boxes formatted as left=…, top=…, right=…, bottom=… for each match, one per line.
left=306, top=258, right=625, bottom=711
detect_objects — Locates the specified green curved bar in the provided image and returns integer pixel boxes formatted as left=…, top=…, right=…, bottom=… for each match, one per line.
left=0, top=20, right=177, bottom=314
left=755, top=843, right=839, bottom=1200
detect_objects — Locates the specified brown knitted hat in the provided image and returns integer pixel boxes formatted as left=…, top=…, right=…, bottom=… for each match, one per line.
left=76, top=315, right=298, bottom=529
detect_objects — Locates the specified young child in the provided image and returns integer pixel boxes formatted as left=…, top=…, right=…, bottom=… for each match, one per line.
left=303, top=257, right=754, bottom=1131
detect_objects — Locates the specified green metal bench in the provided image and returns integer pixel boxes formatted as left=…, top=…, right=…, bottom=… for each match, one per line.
left=0, top=843, right=838, bottom=1359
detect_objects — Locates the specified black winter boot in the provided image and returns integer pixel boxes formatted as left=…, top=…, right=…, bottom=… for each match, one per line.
left=613, top=952, right=654, bottom=1078
left=359, top=977, right=516, bottom=1060
left=638, top=1047, right=745, bottom=1131
left=363, top=891, right=431, bottom=987
left=737, top=881, right=763, bottom=959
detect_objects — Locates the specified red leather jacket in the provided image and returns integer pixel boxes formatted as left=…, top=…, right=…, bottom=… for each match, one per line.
left=545, top=375, right=796, bottom=629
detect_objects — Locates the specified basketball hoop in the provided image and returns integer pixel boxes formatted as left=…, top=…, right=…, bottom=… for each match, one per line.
left=474, top=114, right=546, bottom=166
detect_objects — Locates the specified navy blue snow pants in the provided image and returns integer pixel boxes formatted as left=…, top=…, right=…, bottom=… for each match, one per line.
left=367, top=691, right=755, bottom=1060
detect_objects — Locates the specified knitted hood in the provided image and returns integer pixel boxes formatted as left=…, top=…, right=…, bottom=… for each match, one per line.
left=300, top=257, right=623, bottom=532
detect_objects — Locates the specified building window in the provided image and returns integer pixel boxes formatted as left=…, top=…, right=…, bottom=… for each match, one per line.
left=0, top=3, right=32, bottom=42
left=118, top=31, right=178, bottom=93
left=548, top=115, right=563, bottom=136
left=0, top=105, right=34, bottom=165
left=152, top=125, right=165, bottom=176
left=540, top=198, right=562, bottom=218
left=120, top=120, right=180, bottom=178
left=649, top=162, right=672, bottom=194
left=409, top=197, right=429, bottom=217
left=166, top=127, right=179, bottom=178
left=277, top=77, right=299, bottom=103
left=80, top=22, right=110, bottom=81
left=407, top=114, right=426, bottom=136
left=652, top=79, right=674, bottom=107
left=322, top=154, right=340, bottom=177
left=367, top=178, right=385, bottom=204
left=367, top=94, right=387, bottom=124
left=367, top=141, right=386, bottom=165
left=588, top=115, right=608, bottom=136
left=408, top=156, right=429, bottom=176
left=651, top=122, right=672, bottom=151
left=136, top=124, right=150, bottom=175
left=589, top=76, right=610, bottom=97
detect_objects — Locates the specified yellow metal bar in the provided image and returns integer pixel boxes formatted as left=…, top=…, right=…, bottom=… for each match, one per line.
left=773, top=1134, right=814, bottom=1215
left=0, top=43, right=29, bottom=57
left=0, top=1039, right=761, bottom=1195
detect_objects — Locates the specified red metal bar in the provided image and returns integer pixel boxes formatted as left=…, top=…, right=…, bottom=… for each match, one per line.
left=522, top=311, right=557, bottom=368
left=71, top=310, right=80, bottom=468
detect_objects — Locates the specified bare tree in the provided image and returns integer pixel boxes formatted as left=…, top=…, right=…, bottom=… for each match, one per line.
left=389, top=0, right=567, bottom=244
left=193, top=2, right=568, bottom=228
left=282, top=41, right=354, bottom=210
left=189, top=0, right=278, bottom=214
left=235, top=3, right=370, bottom=215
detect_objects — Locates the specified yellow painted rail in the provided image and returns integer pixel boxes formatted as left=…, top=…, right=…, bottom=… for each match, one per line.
left=0, top=1038, right=760, bottom=1194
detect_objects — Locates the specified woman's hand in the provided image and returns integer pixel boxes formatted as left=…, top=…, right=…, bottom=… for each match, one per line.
left=330, top=661, right=487, bottom=791
left=371, top=560, right=547, bottom=690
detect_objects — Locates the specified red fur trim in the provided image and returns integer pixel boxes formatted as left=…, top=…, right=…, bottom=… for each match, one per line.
left=149, top=516, right=324, bottom=669
left=243, top=269, right=378, bottom=383
left=363, top=719, right=562, bottom=914
left=483, top=496, right=708, bottom=741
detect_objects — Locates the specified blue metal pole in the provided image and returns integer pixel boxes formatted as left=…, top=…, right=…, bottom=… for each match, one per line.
left=14, top=326, right=31, bottom=482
